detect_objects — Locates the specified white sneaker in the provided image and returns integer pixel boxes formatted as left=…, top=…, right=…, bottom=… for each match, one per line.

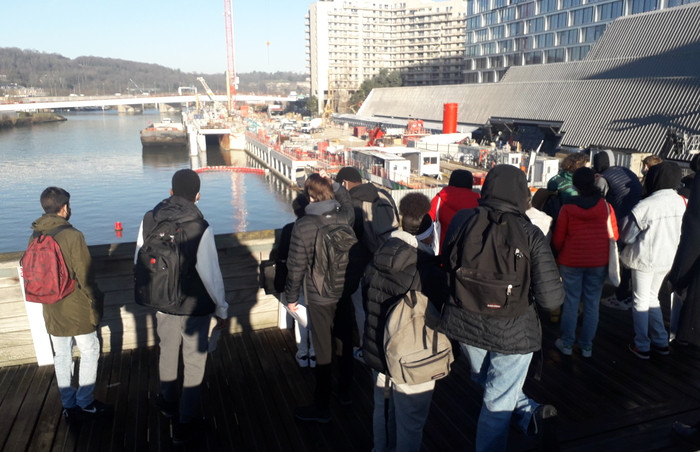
left=309, top=356, right=316, bottom=368
left=555, top=338, right=572, bottom=356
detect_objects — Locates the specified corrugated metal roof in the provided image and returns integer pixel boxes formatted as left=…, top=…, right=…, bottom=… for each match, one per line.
left=358, top=3, right=700, bottom=162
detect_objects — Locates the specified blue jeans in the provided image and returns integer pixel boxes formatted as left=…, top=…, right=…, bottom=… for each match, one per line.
left=50, top=332, right=100, bottom=409
left=559, top=265, right=607, bottom=349
left=371, top=371, right=434, bottom=452
left=462, top=344, right=538, bottom=452
left=631, top=269, right=669, bottom=351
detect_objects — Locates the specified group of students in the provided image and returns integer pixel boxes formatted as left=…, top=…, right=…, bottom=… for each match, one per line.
left=27, top=151, right=699, bottom=449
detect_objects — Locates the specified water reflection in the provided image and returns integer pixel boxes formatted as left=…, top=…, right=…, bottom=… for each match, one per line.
left=141, top=146, right=190, bottom=167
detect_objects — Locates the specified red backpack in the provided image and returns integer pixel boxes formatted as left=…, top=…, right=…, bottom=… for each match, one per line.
left=21, top=225, right=75, bottom=304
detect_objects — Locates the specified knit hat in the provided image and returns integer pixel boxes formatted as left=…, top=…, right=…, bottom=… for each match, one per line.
left=572, top=167, right=599, bottom=197
left=592, top=151, right=610, bottom=173
left=449, top=169, right=473, bottom=189
left=172, top=169, right=200, bottom=202
left=335, top=167, right=362, bottom=184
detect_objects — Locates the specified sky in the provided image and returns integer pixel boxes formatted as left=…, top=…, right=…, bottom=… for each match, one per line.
left=0, top=0, right=311, bottom=74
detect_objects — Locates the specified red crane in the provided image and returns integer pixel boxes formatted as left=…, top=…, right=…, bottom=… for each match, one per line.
left=224, top=0, right=237, bottom=112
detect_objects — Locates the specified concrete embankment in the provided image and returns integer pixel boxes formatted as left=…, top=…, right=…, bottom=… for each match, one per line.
left=0, top=111, right=67, bottom=129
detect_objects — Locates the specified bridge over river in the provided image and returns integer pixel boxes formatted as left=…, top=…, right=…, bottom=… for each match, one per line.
left=0, top=93, right=296, bottom=112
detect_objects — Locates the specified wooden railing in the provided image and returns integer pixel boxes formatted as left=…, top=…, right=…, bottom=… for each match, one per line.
left=0, top=229, right=281, bottom=368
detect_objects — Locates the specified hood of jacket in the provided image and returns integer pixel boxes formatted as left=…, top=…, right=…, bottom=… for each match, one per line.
left=305, top=198, right=341, bottom=216
left=565, top=193, right=603, bottom=210
left=349, top=182, right=380, bottom=203
left=152, top=195, right=204, bottom=223
left=593, top=149, right=614, bottom=173
left=31, top=214, right=71, bottom=235
left=479, top=164, right=530, bottom=214
left=644, top=161, right=681, bottom=196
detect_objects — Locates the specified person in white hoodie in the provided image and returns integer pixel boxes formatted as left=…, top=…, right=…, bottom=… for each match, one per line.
left=621, top=162, right=685, bottom=359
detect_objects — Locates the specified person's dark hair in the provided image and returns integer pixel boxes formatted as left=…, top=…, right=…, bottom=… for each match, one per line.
left=40, top=187, right=70, bottom=214
left=172, top=169, right=201, bottom=202
left=292, top=193, right=310, bottom=218
left=448, top=170, right=473, bottom=189
left=572, top=167, right=600, bottom=197
left=335, top=166, right=362, bottom=184
left=560, top=152, right=589, bottom=173
left=399, top=192, right=431, bottom=235
left=592, top=151, right=611, bottom=173
left=531, top=188, right=555, bottom=211
left=304, top=173, right=334, bottom=202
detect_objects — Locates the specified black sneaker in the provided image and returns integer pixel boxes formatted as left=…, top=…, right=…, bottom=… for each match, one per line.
left=293, top=404, right=331, bottom=423
left=62, top=406, right=81, bottom=422
left=672, top=421, right=700, bottom=448
left=154, top=394, right=178, bottom=418
left=651, top=345, right=670, bottom=356
left=629, top=344, right=651, bottom=360
left=79, top=400, right=110, bottom=416
left=172, top=417, right=206, bottom=445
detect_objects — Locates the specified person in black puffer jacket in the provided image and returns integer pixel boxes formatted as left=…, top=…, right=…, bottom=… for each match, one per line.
left=284, top=171, right=355, bottom=423
left=439, top=165, right=564, bottom=452
left=363, top=192, right=447, bottom=452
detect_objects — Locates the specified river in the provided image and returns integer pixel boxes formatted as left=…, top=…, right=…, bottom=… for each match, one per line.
left=0, top=110, right=296, bottom=253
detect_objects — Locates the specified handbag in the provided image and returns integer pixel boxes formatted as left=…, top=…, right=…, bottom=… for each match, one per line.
left=605, top=202, right=621, bottom=287
left=432, top=196, right=442, bottom=255
left=260, top=259, right=279, bottom=294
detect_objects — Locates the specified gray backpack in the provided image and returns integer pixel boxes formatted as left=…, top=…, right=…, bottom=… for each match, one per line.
left=383, top=289, right=453, bottom=385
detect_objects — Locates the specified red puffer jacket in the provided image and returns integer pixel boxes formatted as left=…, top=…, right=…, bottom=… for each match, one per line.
left=552, top=197, right=619, bottom=268
left=429, top=186, right=480, bottom=251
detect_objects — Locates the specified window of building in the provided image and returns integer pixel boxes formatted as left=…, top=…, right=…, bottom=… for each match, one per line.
left=506, top=53, right=523, bottom=65
left=502, top=7, right=517, bottom=21
left=631, top=0, right=659, bottom=13
left=557, top=28, right=579, bottom=45
left=527, top=17, right=545, bottom=33
left=545, top=48, right=566, bottom=62
left=572, top=7, right=594, bottom=25
left=517, top=2, right=535, bottom=18
left=548, top=12, right=568, bottom=29
left=467, top=16, right=480, bottom=29
left=482, top=71, right=496, bottom=82
left=536, top=32, right=555, bottom=48
left=465, top=72, right=480, bottom=83
left=483, top=42, right=497, bottom=54
left=568, top=44, right=590, bottom=61
left=478, top=0, right=491, bottom=13
left=485, top=10, right=499, bottom=25
left=537, top=0, right=558, bottom=14
left=476, top=29, right=490, bottom=41
left=508, top=21, right=524, bottom=36
left=492, top=24, right=506, bottom=39
left=475, top=57, right=489, bottom=69
left=562, top=0, right=581, bottom=7
left=582, top=24, right=606, bottom=42
left=498, top=39, right=513, bottom=52
left=515, top=36, right=532, bottom=50
left=494, top=0, right=509, bottom=7
left=490, top=55, right=504, bottom=67
left=466, top=44, right=481, bottom=56
left=598, top=1, right=623, bottom=20
left=524, top=51, right=543, bottom=64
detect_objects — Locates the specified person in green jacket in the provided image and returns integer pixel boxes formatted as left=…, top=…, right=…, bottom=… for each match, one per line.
left=29, top=187, right=107, bottom=420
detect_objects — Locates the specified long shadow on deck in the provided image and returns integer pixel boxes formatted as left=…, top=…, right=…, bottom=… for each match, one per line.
left=2, top=305, right=700, bottom=451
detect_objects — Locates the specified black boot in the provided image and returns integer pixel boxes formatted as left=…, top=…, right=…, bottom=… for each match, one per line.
left=294, top=364, right=332, bottom=423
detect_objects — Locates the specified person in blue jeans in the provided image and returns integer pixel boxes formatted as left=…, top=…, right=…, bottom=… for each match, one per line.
left=439, top=165, right=564, bottom=451
left=552, top=167, right=619, bottom=358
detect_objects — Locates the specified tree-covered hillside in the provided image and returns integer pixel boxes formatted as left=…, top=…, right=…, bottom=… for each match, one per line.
left=0, top=48, right=307, bottom=96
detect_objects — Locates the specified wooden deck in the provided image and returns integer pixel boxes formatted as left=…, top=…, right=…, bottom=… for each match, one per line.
left=2, top=304, right=700, bottom=452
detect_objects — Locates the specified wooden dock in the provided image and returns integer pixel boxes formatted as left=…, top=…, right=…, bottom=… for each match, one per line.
left=2, top=303, right=700, bottom=451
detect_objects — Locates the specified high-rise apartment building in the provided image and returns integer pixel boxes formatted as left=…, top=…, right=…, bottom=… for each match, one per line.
left=462, top=0, right=698, bottom=83
left=306, top=0, right=469, bottom=113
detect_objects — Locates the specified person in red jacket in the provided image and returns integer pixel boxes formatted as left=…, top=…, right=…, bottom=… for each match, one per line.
left=429, top=169, right=480, bottom=254
left=553, top=167, right=619, bottom=358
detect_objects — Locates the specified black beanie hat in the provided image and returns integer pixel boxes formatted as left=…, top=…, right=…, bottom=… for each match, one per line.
left=172, top=169, right=200, bottom=202
left=572, top=167, right=599, bottom=197
left=335, top=167, right=362, bottom=184
left=592, top=151, right=610, bottom=173
left=449, top=169, right=474, bottom=189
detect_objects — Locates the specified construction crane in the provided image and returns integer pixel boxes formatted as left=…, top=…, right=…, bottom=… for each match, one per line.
left=129, top=78, right=145, bottom=95
left=223, top=0, right=237, bottom=113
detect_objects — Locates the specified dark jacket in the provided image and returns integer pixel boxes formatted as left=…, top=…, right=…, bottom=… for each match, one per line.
left=30, top=214, right=104, bottom=336
left=284, top=183, right=355, bottom=306
left=363, top=232, right=447, bottom=373
left=348, top=182, right=398, bottom=259
left=140, top=195, right=214, bottom=316
left=438, top=165, right=564, bottom=354
left=599, top=166, right=642, bottom=221
left=669, top=175, right=700, bottom=345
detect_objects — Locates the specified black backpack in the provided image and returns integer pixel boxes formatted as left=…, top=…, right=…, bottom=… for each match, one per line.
left=309, top=214, right=358, bottom=299
left=134, top=217, right=207, bottom=311
left=447, top=207, right=531, bottom=317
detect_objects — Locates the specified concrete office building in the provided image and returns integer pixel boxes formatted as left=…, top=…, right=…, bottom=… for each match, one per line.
left=463, top=0, right=700, bottom=83
left=306, top=0, right=469, bottom=114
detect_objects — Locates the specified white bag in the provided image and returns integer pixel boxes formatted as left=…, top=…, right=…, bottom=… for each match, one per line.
left=432, top=197, right=442, bottom=255
left=606, top=202, right=621, bottom=287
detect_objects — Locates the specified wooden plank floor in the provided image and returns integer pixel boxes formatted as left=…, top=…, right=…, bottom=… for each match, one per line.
left=2, top=304, right=700, bottom=451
